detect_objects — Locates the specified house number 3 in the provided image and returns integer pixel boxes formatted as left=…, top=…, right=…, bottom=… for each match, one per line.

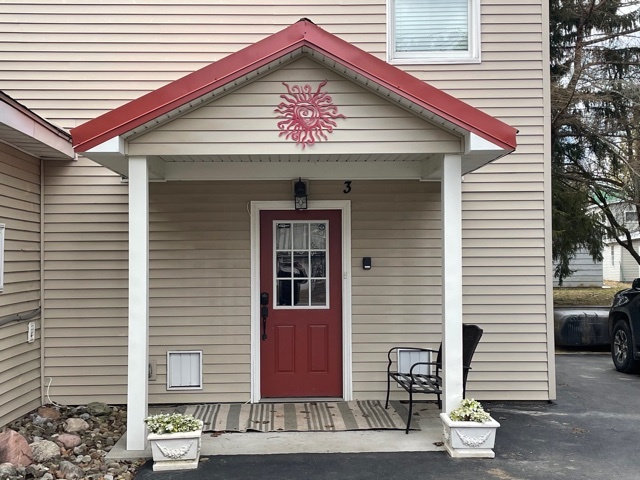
left=343, top=181, right=352, bottom=194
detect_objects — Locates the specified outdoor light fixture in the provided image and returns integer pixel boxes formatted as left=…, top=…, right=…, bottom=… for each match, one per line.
left=294, top=177, right=308, bottom=210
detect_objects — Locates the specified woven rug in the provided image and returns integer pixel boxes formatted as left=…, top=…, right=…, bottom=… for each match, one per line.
left=183, top=400, right=415, bottom=432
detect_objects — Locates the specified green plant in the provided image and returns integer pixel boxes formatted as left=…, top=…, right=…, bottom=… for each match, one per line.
left=448, top=398, right=490, bottom=423
left=144, top=413, right=203, bottom=434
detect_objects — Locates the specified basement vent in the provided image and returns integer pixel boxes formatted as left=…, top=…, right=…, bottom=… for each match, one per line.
left=166, top=351, right=203, bottom=390
left=397, top=349, right=433, bottom=377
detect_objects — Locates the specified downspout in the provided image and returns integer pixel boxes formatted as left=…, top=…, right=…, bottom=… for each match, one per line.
left=39, top=158, right=46, bottom=404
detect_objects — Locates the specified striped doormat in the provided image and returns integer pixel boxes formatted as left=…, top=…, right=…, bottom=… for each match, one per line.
left=183, top=400, right=414, bottom=432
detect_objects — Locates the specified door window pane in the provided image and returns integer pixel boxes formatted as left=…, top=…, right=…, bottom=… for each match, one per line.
left=293, top=223, right=309, bottom=249
left=310, top=251, right=325, bottom=278
left=277, top=280, right=293, bottom=306
left=310, top=280, right=326, bottom=306
left=276, top=223, right=292, bottom=250
left=276, top=252, right=292, bottom=278
left=310, top=223, right=326, bottom=249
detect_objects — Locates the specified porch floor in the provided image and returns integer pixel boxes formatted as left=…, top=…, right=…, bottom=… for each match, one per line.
left=107, top=402, right=444, bottom=460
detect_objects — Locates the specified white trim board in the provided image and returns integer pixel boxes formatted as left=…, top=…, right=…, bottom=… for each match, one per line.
left=250, top=200, right=352, bottom=403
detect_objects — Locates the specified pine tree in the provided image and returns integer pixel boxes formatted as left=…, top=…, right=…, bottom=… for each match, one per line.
left=551, top=0, right=640, bottom=283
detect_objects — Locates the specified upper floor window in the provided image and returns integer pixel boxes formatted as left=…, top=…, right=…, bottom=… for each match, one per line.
left=624, top=211, right=638, bottom=223
left=388, top=0, right=481, bottom=64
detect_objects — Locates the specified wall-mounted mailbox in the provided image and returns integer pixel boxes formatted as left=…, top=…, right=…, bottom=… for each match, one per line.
left=363, top=257, right=372, bottom=270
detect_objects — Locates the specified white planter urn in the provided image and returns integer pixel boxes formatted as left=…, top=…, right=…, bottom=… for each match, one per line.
left=440, top=413, right=500, bottom=458
left=147, top=429, right=202, bottom=471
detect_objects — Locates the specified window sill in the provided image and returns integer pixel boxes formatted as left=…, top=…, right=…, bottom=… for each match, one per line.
left=389, top=56, right=481, bottom=66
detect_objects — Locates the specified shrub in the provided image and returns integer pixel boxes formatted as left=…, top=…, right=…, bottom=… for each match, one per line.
left=448, top=399, right=490, bottom=423
left=144, top=413, right=203, bottom=434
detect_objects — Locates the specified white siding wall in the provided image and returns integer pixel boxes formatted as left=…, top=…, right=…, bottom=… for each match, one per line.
left=621, top=247, right=640, bottom=282
left=0, top=143, right=42, bottom=427
left=603, top=244, right=620, bottom=282
left=2, top=0, right=551, bottom=401
left=553, top=249, right=603, bottom=287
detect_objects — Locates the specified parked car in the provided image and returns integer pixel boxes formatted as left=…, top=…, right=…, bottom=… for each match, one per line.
left=609, top=278, right=640, bottom=373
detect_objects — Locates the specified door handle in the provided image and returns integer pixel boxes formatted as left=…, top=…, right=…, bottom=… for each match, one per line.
left=260, top=292, right=269, bottom=341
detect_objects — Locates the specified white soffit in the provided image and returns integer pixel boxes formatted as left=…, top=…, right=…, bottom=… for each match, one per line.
left=0, top=94, right=73, bottom=160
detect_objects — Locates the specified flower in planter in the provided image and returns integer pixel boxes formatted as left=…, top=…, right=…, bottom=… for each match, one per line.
left=144, top=413, right=203, bottom=435
left=448, top=399, right=490, bottom=423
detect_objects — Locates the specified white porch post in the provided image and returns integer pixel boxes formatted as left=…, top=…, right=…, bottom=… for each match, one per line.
left=126, top=156, right=150, bottom=450
left=441, top=154, right=464, bottom=413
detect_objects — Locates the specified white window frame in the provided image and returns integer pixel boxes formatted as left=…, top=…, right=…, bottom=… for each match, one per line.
left=272, top=219, right=330, bottom=310
left=387, top=0, right=481, bottom=65
left=0, top=224, right=5, bottom=292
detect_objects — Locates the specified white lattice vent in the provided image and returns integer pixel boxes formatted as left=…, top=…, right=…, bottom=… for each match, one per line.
left=166, top=351, right=203, bottom=390
left=397, top=349, right=433, bottom=376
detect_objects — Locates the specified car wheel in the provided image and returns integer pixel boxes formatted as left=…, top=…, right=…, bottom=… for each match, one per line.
left=611, top=320, right=640, bottom=373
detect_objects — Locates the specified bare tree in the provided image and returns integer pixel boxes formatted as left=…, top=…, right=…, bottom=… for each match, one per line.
left=551, top=0, right=640, bottom=282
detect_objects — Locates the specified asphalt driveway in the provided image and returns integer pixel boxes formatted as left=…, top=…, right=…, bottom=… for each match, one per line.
left=135, top=353, right=640, bottom=480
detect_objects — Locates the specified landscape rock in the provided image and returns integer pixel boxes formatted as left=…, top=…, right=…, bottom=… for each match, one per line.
left=0, top=430, right=33, bottom=467
left=5, top=404, right=144, bottom=480
left=57, top=460, right=84, bottom=480
left=63, top=418, right=89, bottom=433
left=29, top=440, right=60, bottom=463
left=55, top=433, right=81, bottom=449
left=36, top=407, right=61, bottom=420
left=0, top=462, right=18, bottom=478
left=25, top=463, right=49, bottom=478
left=86, top=402, right=111, bottom=416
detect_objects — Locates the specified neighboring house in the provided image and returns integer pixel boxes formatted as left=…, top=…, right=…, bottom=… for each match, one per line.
left=595, top=201, right=640, bottom=282
left=603, top=235, right=640, bottom=282
left=0, top=92, right=74, bottom=427
left=552, top=248, right=603, bottom=287
left=556, top=202, right=640, bottom=286
left=0, top=2, right=553, bottom=450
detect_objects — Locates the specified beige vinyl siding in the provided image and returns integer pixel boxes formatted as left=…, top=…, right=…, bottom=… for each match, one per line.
left=3, top=0, right=550, bottom=401
left=41, top=177, right=444, bottom=404
left=43, top=157, right=128, bottom=405
left=150, top=180, right=443, bottom=403
left=346, top=181, right=443, bottom=400
left=0, top=143, right=42, bottom=426
left=147, top=181, right=253, bottom=403
left=129, top=57, right=462, bottom=156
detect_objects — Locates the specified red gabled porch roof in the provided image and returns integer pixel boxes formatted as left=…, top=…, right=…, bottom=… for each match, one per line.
left=71, top=19, right=517, bottom=153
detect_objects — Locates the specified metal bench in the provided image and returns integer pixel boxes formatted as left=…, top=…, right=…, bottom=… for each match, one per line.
left=385, top=324, right=484, bottom=433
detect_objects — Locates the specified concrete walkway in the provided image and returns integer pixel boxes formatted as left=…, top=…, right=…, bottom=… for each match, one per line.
left=132, top=353, right=640, bottom=479
left=109, top=402, right=444, bottom=459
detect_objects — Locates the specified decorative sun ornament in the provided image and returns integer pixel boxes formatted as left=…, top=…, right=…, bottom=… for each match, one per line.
left=274, top=80, right=346, bottom=149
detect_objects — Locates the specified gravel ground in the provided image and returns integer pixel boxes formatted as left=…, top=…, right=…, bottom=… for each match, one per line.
left=2, top=404, right=145, bottom=480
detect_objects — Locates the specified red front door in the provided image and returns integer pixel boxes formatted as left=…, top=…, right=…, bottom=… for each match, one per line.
left=260, top=210, right=342, bottom=398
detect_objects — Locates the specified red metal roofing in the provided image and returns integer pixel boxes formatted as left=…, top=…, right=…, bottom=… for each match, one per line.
left=71, top=19, right=517, bottom=153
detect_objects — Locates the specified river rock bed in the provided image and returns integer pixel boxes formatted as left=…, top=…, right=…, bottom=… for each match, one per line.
left=0, top=403, right=146, bottom=480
